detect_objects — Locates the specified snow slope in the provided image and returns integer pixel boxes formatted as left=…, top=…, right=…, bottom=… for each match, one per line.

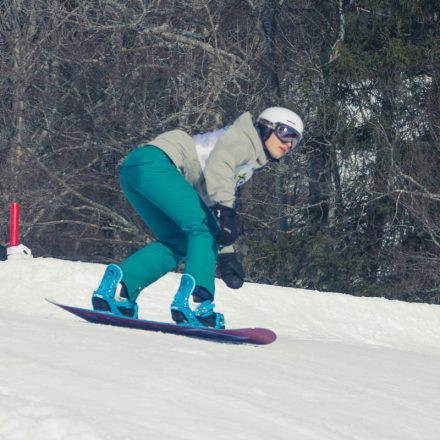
left=1, top=257, right=440, bottom=440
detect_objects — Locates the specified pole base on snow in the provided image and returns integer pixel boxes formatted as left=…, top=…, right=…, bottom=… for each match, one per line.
left=7, top=202, right=32, bottom=260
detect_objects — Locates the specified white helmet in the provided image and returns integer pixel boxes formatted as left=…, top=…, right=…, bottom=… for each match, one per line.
left=257, top=107, right=304, bottom=141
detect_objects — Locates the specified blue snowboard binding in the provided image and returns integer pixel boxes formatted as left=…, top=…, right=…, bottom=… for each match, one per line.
left=194, top=300, right=225, bottom=329
left=170, top=274, right=225, bottom=329
left=92, top=264, right=138, bottom=319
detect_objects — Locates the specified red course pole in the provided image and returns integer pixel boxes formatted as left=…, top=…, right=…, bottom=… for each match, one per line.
left=10, top=202, right=20, bottom=247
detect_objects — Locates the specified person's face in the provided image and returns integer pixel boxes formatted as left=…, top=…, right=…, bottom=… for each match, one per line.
left=264, top=131, right=293, bottom=159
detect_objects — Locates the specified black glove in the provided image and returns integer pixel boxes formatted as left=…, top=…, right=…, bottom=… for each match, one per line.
left=212, top=204, right=238, bottom=246
left=218, top=252, right=244, bottom=289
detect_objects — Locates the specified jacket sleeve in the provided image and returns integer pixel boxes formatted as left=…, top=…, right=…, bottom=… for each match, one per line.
left=219, top=245, right=235, bottom=255
left=203, top=135, right=252, bottom=208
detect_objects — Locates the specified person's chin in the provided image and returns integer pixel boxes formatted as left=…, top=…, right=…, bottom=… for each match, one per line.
left=268, top=148, right=285, bottom=160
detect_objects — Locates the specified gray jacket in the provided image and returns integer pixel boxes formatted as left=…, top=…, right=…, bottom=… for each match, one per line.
left=147, top=112, right=268, bottom=208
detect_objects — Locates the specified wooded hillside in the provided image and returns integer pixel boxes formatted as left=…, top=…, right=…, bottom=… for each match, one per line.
left=1, top=0, right=439, bottom=303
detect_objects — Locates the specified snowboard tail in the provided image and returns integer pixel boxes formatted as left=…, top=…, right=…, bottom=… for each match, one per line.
left=46, top=299, right=277, bottom=345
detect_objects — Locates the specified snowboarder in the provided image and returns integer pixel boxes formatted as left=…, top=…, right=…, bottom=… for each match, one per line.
left=92, top=107, right=304, bottom=329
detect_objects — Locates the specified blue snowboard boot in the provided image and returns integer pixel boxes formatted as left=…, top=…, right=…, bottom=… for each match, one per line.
left=170, top=274, right=225, bottom=329
left=92, top=264, right=139, bottom=319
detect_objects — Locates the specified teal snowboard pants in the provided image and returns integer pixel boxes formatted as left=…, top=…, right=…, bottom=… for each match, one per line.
left=118, top=146, right=219, bottom=301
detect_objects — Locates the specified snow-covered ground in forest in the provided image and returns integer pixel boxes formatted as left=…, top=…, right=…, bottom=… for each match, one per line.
left=1, top=256, right=440, bottom=440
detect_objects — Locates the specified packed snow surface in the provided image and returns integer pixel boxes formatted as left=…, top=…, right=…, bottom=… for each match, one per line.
left=1, top=257, right=440, bottom=440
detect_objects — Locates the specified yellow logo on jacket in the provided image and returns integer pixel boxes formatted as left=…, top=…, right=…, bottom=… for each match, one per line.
left=235, top=165, right=254, bottom=188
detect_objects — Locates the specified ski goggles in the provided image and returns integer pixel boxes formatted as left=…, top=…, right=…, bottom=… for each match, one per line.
left=274, top=124, right=301, bottom=147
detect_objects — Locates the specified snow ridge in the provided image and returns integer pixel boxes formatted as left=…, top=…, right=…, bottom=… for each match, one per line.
left=1, top=257, right=439, bottom=440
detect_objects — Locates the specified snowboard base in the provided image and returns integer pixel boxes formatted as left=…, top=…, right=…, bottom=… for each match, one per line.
left=46, top=299, right=277, bottom=345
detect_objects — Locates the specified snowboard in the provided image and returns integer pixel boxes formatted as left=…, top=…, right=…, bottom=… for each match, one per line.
left=46, top=298, right=277, bottom=345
